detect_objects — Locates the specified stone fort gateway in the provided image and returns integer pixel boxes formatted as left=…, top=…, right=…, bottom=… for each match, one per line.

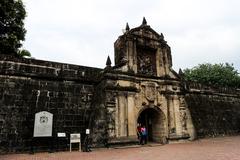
left=0, top=18, right=240, bottom=153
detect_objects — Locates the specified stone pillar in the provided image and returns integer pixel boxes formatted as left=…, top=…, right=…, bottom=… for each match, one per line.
left=156, top=48, right=165, bottom=77
left=132, top=41, right=137, bottom=73
left=118, top=94, right=128, bottom=137
left=159, top=95, right=169, bottom=138
left=167, top=95, right=176, bottom=134
left=156, top=48, right=160, bottom=77
left=185, top=104, right=196, bottom=140
left=173, top=95, right=182, bottom=136
left=127, top=41, right=133, bottom=71
left=126, top=40, right=137, bottom=73
left=115, top=93, right=119, bottom=137
left=163, top=49, right=169, bottom=75
left=127, top=94, right=136, bottom=137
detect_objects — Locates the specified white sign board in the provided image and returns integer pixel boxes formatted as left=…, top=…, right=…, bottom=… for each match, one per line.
left=86, top=129, right=90, bottom=135
left=70, top=133, right=81, bottom=143
left=57, top=133, right=66, bottom=137
left=33, top=111, right=53, bottom=137
left=70, top=133, right=81, bottom=152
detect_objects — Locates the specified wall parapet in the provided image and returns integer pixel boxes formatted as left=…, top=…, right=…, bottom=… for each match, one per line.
left=0, top=54, right=103, bottom=83
left=184, top=81, right=240, bottom=96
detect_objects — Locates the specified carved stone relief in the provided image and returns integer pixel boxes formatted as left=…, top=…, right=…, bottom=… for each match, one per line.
left=179, top=97, right=188, bottom=132
left=137, top=48, right=156, bottom=76
left=180, top=110, right=187, bottom=132
left=141, top=82, right=158, bottom=106
left=138, top=55, right=154, bottom=75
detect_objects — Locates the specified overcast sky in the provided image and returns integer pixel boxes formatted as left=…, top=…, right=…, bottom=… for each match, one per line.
left=22, top=0, right=240, bottom=72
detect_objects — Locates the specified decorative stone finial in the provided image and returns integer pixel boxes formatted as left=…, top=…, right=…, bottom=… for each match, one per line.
left=179, top=68, right=183, bottom=75
left=106, top=55, right=112, bottom=66
left=178, top=68, right=185, bottom=79
left=142, top=17, right=147, bottom=25
left=160, top=33, right=164, bottom=40
left=125, top=23, right=130, bottom=31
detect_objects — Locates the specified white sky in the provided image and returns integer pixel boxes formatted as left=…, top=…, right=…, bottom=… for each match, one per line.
left=22, top=0, right=240, bottom=72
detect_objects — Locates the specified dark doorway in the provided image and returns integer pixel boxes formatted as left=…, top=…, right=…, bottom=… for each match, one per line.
left=137, top=107, right=165, bottom=142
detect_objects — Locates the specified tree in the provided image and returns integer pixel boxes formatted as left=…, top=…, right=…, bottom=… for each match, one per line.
left=183, top=63, right=240, bottom=88
left=18, top=49, right=31, bottom=57
left=0, top=0, right=29, bottom=56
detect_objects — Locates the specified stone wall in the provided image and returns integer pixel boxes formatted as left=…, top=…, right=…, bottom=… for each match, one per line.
left=0, top=55, right=102, bottom=153
left=185, top=81, right=240, bottom=138
left=1, top=54, right=240, bottom=153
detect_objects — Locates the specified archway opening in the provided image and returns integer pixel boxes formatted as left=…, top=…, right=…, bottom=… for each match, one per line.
left=137, top=107, right=165, bottom=142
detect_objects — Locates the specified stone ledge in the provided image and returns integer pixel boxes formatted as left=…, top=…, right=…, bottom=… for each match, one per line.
left=108, top=136, right=139, bottom=146
left=168, top=133, right=190, bottom=140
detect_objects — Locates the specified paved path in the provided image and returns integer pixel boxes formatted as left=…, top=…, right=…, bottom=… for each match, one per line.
left=1, top=136, right=240, bottom=160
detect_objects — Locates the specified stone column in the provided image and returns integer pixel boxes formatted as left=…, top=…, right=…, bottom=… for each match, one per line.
left=185, top=103, right=196, bottom=140
left=173, top=95, right=182, bottom=136
left=156, top=48, right=164, bottom=77
left=127, top=41, right=133, bottom=71
left=127, top=93, right=136, bottom=137
left=163, top=49, right=169, bottom=75
left=115, top=93, right=119, bottom=137
left=126, top=40, right=138, bottom=73
left=118, top=93, right=128, bottom=137
left=156, top=48, right=160, bottom=77
left=131, top=40, right=138, bottom=73
left=167, top=95, right=176, bottom=134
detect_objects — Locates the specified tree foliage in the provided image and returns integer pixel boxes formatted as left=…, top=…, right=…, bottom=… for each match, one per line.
left=17, top=49, right=31, bottom=57
left=183, top=63, right=240, bottom=88
left=0, top=0, right=28, bottom=56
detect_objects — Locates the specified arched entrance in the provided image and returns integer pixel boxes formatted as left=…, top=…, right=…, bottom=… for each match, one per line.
left=137, top=107, right=166, bottom=142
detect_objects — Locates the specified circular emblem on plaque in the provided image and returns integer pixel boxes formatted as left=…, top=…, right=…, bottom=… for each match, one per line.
left=40, top=116, right=48, bottom=124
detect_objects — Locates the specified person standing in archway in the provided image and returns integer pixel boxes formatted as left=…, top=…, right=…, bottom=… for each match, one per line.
left=137, top=123, right=142, bottom=144
left=140, top=125, right=147, bottom=145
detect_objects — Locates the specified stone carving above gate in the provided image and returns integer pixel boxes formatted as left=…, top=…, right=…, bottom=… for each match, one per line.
left=141, top=82, right=158, bottom=103
left=137, top=47, right=157, bottom=76
left=137, top=54, right=155, bottom=75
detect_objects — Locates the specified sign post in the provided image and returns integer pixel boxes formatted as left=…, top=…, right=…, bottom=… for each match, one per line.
left=84, top=129, right=91, bottom=152
left=57, top=133, right=66, bottom=151
left=32, top=111, right=53, bottom=153
left=70, top=133, right=81, bottom=152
